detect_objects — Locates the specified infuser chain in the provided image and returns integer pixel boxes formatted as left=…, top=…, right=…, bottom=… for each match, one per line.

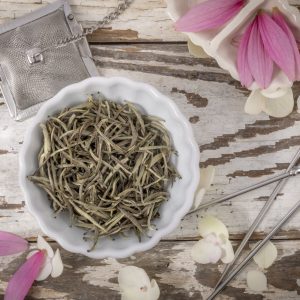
left=27, top=0, right=134, bottom=63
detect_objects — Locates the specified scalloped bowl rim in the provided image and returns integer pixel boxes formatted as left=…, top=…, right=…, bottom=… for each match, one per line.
left=19, top=77, right=200, bottom=259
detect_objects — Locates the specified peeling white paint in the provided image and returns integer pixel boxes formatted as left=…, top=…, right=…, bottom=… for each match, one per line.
left=156, top=244, right=206, bottom=297
left=1, top=49, right=300, bottom=240
left=29, top=287, right=70, bottom=299
left=249, top=284, right=299, bottom=300
left=0, top=280, right=7, bottom=293
left=276, top=246, right=298, bottom=260
left=0, top=254, right=20, bottom=272
left=78, top=258, right=124, bottom=291
left=0, top=2, right=299, bottom=299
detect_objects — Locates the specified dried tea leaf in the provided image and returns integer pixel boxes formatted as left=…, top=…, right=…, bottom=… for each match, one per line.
left=29, top=98, right=179, bottom=250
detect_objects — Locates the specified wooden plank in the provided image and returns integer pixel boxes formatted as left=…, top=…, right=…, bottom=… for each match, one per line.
left=0, top=0, right=299, bottom=42
left=1, top=44, right=300, bottom=241
left=0, top=0, right=178, bottom=42
left=0, top=240, right=299, bottom=299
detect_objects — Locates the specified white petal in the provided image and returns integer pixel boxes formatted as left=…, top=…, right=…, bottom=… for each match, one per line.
left=204, top=233, right=221, bottom=244
left=193, top=188, right=206, bottom=210
left=261, top=87, right=287, bottom=98
left=192, top=167, right=215, bottom=209
left=218, top=233, right=227, bottom=245
left=221, top=239, right=235, bottom=264
left=36, top=257, right=52, bottom=281
left=148, top=279, right=160, bottom=300
left=51, top=249, right=64, bottom=278
left=37, top=235, right=54, bottom=258
left=253, top=241, right=278, bottom=269
left=198, top=216, right=229, bottom=239
left=263, top=88, right=294, bottom=118
left=119, top=267, right=159, bottom=300
left=187, top=39, right=209, bottom=58
left=191, top=239, right=223, bottom=264
left=26, top=250, right=39, bottom=259
left=118, top=266, right=151, bottom=293
left=121, top=290, right=141, bottom=300
left=28, top=250, right=52, bottom=281
left=199, top=166, right=215, bottom=190
left=246, top=270, right=267, bottom=292
left=122, top=289, right=159, bottom=300
left=244, top=90, right=264, bottom=115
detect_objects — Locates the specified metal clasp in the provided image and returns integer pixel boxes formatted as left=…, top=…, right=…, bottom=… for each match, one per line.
left=26, top=48, right=44, bottom=65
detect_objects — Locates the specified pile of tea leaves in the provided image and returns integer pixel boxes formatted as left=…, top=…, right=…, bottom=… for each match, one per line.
left=29, top=97, right=179, bottom=250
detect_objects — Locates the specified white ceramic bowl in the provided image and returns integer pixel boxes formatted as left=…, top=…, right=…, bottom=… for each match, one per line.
left=19, top=77, right=200, bottom=259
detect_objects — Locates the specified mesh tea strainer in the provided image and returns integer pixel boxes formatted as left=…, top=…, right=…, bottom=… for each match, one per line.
left=0, top=0, right=133, bottom=120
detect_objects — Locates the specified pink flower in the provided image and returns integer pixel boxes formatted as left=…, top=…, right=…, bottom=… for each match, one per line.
left=237, top=21, right=255, bottom=88
left=247, top=16, right=273, bottom=89
left=272, top=8, right=300, bottom=81
left=1, top=232, right=64, bottom=300
left=258, top=11, right=295, bottom=81
left=238, top=10, right=300, bottom=89
left=175, top=0, right=245, bottom=32
left=0, top=231, right=28, bottom=256
left=27, top=235, right=64, bottom=281
left=5, top=251, right=45, bottom=300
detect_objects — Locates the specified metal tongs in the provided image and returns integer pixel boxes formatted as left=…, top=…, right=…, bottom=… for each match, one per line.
left=191, top=148, right=300, bottom=299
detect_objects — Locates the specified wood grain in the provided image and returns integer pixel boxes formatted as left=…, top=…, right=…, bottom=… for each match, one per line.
left=0, top=0, right=299, bottom=42
left=0, top=1, right=300, bottom=299
left=1, top=43, right=300, bottom=240
left=1, top=240, right=299, bottom=299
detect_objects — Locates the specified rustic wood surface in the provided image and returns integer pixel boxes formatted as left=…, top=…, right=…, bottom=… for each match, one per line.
left=0, top=0, right=300, bottom=299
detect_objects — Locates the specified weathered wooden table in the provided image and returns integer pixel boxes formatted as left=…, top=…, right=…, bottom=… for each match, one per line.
left=1, top=0, right=300, bottom=299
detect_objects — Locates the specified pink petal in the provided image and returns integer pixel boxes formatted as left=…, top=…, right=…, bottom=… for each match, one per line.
left=5, top=250, right=45, bottom=300
left=247, top=17, right=273, bottom=89
left=0, top=231, right=28, bottom=256
left=258, top=12, right=295, bottom=81
left=237, top=20, right=254, bottom=88
left=231, top=34, right=242, bottom=47
left=175, top=0, right=244, bottom=32
left=272, top=9, right=300, bottom=80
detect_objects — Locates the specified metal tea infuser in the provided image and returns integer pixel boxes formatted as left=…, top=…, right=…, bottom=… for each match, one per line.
left=0, top=0, right=133, bottom=120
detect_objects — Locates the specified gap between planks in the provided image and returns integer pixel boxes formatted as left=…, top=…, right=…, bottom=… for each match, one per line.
left=25, top=237, right=300, bottom=244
